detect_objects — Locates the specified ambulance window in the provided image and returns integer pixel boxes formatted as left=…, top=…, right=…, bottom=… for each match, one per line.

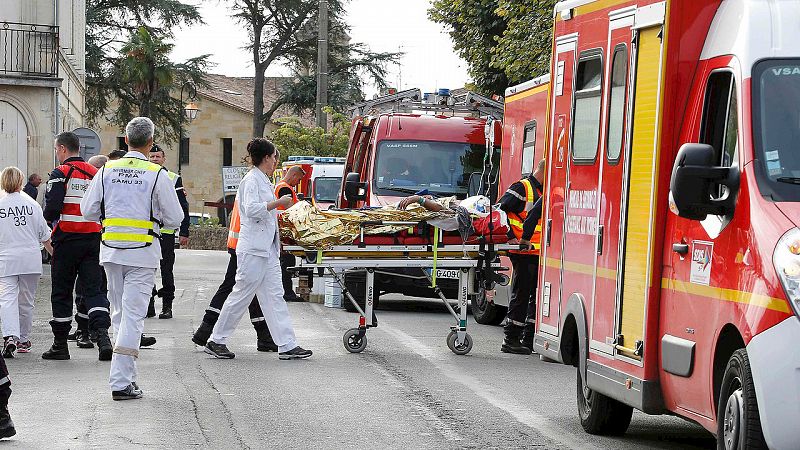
left=700, top=71, right=738, bottom=198
left=606, top=45, right=628, bottom=162
left=521, top=121, right=536, bottom=176
left=572, top=51, right=603, bottom=162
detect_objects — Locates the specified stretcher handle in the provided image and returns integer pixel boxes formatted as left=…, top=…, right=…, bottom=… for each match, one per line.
left=360, top=220, right=421, bottom=227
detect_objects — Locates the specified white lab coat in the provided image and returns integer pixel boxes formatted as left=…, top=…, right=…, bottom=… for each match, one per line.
left=81, top=151, right=184, bottom=269
left=0, top=192, right=51, bottom=276
left=235, top=168, right=281, bottom=258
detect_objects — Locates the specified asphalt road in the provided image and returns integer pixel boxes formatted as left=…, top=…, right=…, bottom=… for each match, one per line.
left=7, top=250, right=716, bottom=449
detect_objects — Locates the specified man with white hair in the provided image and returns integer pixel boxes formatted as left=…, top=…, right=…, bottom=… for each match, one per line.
left=81, top=117, right=184, bottom=400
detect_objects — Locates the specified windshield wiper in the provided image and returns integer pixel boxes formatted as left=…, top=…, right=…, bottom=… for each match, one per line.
left=777, top=177, right=800, bottom=185
left=380, top=186, right=420, bottom=195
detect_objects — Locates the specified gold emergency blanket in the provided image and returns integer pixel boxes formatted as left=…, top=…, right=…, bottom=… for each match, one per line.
left=278, top=200, right=456, bottom=249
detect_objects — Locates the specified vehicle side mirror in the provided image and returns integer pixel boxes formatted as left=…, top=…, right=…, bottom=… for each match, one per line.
left=669, top=143, right=739, bottom=221
left=344, top=172, right=367, bottom=202
left=467, top=172, right=482, bottom=197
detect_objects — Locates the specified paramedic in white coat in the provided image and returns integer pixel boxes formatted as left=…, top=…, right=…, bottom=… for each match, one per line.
left=81, top=117, right=184, bottom=400
left=204, top=138, right=312, bottom=360
left=0, top=166, right=51, bottom=358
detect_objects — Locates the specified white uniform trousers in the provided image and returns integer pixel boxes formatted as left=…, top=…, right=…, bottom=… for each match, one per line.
left=0, top=274, right=38, bottom=341
left=210, top=253, right=298, bottom=352
left=104, top=262, right=155, bottom=391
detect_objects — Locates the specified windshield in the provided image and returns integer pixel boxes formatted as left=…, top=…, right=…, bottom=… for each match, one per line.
left=372, top=140, right=497, bottom=198
left=314, top=177, right=341, bottom=203
left=753, top=59, right=800, bottom=201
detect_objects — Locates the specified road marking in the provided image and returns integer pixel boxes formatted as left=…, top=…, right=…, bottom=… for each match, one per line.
left=378, top=321, right=600, bottom=450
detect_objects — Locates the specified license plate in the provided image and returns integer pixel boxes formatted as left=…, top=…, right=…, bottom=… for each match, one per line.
left=428, top=268, right=460, bottom=279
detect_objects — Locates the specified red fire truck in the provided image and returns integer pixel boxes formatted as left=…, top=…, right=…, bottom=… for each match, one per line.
left=529, top=0, right=800, bottom=447
left=338, top=88, right=503, bottom=310
left=472, top=75, right=551, bottom=324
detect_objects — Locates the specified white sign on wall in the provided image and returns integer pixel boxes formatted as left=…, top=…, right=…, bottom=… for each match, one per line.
left=222, top=166, right=250, bottom=193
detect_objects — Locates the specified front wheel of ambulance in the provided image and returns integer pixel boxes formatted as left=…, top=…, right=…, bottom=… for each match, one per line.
left=470, top=289, right=506, bottom=325
left=716, top=349, right=767, bottom=450
left=576, top=367, right=633, bottom=435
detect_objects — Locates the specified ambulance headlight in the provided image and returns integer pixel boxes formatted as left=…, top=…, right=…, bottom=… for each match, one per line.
left=773, top=228, right=800, bottom=318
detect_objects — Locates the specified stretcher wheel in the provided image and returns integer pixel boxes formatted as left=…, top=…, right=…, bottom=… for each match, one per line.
left=446, top=330, right=473, bottom=355
left=343, top=328, right=367, bottom=353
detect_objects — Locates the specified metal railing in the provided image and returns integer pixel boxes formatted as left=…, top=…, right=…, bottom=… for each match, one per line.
left=0, top=22, right=59, bottom=77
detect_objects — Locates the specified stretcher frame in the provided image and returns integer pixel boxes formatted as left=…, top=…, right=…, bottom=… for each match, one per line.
left=284, top=221, right=516, bottom=355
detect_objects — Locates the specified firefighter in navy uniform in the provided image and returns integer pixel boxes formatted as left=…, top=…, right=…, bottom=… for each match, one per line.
left=42, top=132, right=113, bottom=361
left=146, top=145, right=190, bottom=319
left=497, top=159, right=545, bottom=355
left=274, top=166, right=305, bottom=302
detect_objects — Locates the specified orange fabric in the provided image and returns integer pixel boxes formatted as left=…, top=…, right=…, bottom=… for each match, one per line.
left=508, top=179, right=541, bottom=256
left=274, top=180, right=298, bottom=211
left=56, top=161, right=102, bottom=234
left=227, top=199, right=241, bottom=250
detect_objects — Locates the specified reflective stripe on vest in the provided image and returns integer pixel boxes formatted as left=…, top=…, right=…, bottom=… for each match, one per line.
left=100, top=157, right=163, bottom=247
left=57, top=161, right=102, bottom=234
left=226, top=198, right=241, bottom=249
left=508, top=178, right=541, bottom=255
left=274, top=181, right=297, bottom=211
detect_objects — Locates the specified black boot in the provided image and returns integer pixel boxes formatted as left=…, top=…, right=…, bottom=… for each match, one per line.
left=0, top=394, right=15, bottom=439
left=192, top=321, right=213, bottom=347
left=521, top=322, right=535, bottom=352
left=255, top=324, right=278, bottom=352
left=158, top=298, right=173, bottom=319
left=42, top=338, right=70, bottom=360
left=501, top=324, right=531, bottom=355
left=76, top=330, right=95, bottom=349
left=96, top=329, right=113, bottom=361
left=140, top=334, right=156, bottom=347
left=146, top=298, right=156, bottom=318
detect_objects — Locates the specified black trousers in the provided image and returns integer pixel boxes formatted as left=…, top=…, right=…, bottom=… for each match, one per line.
left=0, top=354, right=10, bottom=407
left=506, top=254, right=539, bottom=327
left=280, top=252, right=298, bottom=300
left=202, top=249, right=270, bottom=335
left=152, top=233, right=176, bottom=305
left=50, top=236, right=111, bottom=337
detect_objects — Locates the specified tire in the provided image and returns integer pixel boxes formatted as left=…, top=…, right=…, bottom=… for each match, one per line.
left=342, top=274, right=380, bottom=313
left=446, top=330, right=473, bottom=355
left=716, top=349, right=767, bottom=450
left=576, top=367, right=633, bottom=435
left=470, top=289, right=506, bottom=325
left=343, top=328, right=367, bottom=353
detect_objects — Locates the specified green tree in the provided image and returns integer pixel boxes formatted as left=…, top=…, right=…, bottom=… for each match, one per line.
left=270, top=107, right=349, bottom=161
left=229, top=0, right=398, bottom=137
left=428, top=0, right=555, bottom=95
left=85, top=0, right=209, bottom=143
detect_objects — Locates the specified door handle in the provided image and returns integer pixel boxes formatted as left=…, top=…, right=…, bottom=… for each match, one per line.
left=672, top=243, right=689, bottom=255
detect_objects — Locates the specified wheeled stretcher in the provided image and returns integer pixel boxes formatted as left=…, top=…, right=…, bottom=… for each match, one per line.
left=285, top=220, right=515, bottom=355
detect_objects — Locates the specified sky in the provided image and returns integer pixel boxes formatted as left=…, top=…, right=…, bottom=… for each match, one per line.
left=170, top=0, right=471, bottom=98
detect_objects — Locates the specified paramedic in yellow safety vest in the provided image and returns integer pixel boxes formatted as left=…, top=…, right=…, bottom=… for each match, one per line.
left=274, top=166, right=306, bottom=302
left=80, top=117, right=185, bottom=401
left=146, top=145, right=190, bottom=319
left=497, top=159, right=545, bottom=355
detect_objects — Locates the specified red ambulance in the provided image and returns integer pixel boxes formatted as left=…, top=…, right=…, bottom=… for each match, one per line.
left=529, top=0, right=800, bottom=447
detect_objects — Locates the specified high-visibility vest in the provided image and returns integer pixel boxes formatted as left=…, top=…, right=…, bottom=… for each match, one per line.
left=274, top=180, right=297, bottom=211
left=55, top=161, right=102, bottom=234
left=507, top=178, right=542, bottom=255
left=99, top=157, right=165, bottom=248
left=227, top=198, right=241, bottom=250
left=161, top=170, right=181, bottom=235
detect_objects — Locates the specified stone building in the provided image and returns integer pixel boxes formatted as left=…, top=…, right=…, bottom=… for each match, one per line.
left=97, top=74, right=312, bottom=216
left=0, top=0, right=86, bottom=200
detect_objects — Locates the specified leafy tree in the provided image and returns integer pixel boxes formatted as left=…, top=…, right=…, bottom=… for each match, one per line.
left=428, top=0, right=555, bottom=95
left=229, top=0, right=398, bottom=137
left=85, top=0, right=208, bottom=143
left=270, top=107, right=349, bottom=161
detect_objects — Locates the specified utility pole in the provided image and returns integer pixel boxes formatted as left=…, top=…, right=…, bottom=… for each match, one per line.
left=315, top=0, right=329, bottom=130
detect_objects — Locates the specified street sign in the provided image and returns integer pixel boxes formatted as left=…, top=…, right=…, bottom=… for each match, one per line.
left=72, top=127, right=102, bottom=160
left=222, top=166, right=250, bottom=193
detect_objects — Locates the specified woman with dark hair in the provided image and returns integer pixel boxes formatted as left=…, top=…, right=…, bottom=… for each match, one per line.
left=204, top=139, right=312, bottom=360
